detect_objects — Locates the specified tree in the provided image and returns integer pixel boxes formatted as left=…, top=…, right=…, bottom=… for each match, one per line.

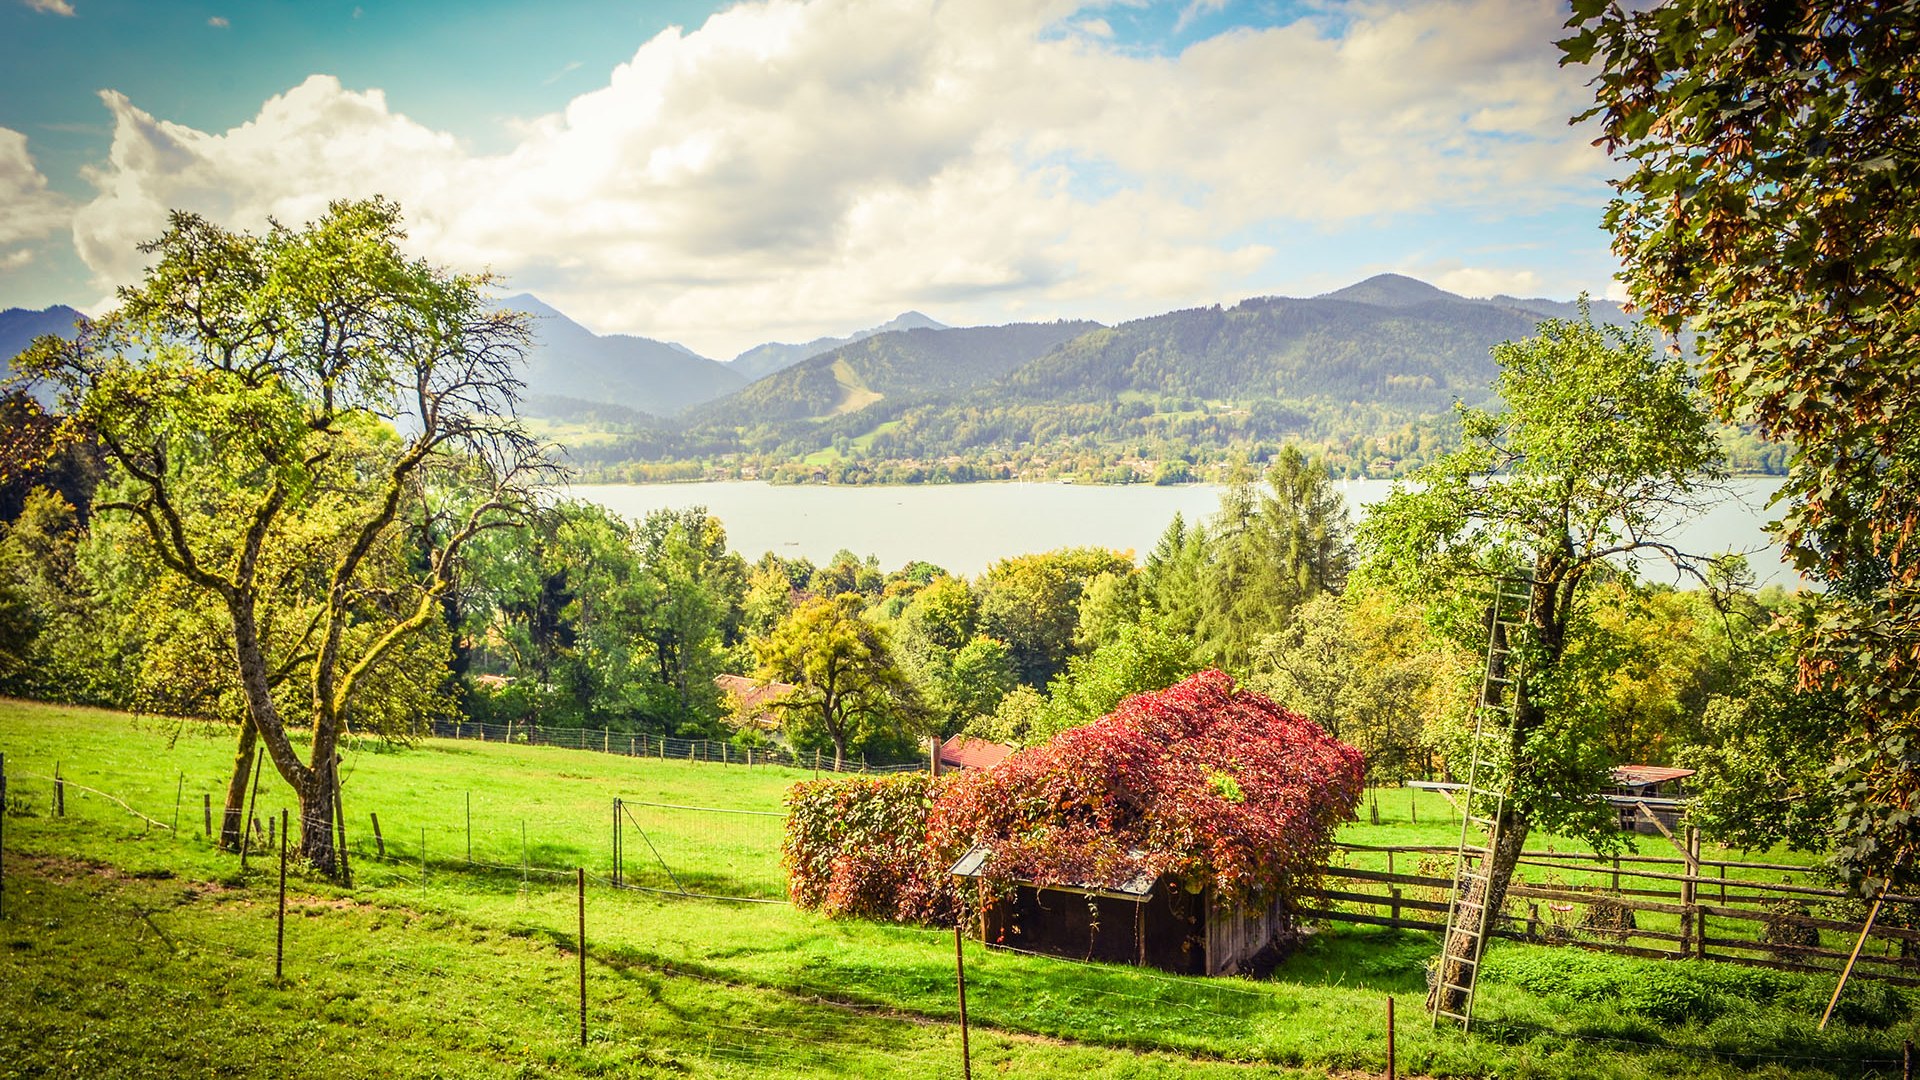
left=1028, top=615, right=1200, bottom=743
left=1251, top=590, right=1456, bottom=799
left=1357, top=306, right=1722, bottom=1016
left=1194, top=448, right=1351, bottom=673
left=18, top=199, right=551, bottom=876
left=1565, top=0, right=1920, bottom=893
left=755, top=594, right=926, bottom=769
left=976, top=547, right=1134, bottom=686
left=627, top=507, right=743, bottom=733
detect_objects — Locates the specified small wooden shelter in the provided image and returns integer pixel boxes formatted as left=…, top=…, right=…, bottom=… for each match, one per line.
left=949, top=845, right=1292, bottom=976
left=1610, top=764, right=1694, bottom=834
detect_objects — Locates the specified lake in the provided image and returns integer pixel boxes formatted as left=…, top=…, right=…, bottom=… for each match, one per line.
left=570, top=477, right=1799, bottom=588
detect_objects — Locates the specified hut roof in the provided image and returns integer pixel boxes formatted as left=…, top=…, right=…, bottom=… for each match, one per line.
left=1611, top=765, right=1695, bottom=787
left=948, top=842, right=1157, bottom=900
left=938, top=735, right=1015, bottom=771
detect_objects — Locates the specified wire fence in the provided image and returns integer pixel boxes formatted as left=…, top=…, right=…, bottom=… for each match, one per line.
left=425, top=718, right=929, bottom=774
left=5, top=761, right=1918, bottom=1077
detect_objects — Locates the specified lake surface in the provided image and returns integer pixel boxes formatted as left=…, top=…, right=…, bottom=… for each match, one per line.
left=570, top=477, right=1799, bottom=588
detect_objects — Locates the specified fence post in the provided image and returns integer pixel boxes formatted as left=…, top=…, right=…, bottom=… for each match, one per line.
left=53, top=762, right=63, bottom=817
left=369, top=811, right=386, bottom=859
left=173, top=773, right=183, bottom=838
left=521, top=820, right=528, bottom=882
left=1683, top=826, right=1702, bottom=958
left=240, top=748, right=264, bottom=872
left=276, top=808, right=288, bottom=983
left=612, top=798, right=622, bottom=888
left=204, top=793, right=212, bottom=838
left=1, top=752, right=7, bottom=920
left=1386, top=995, right=1396, bottom=1080
left=578, top=867, right=588, bottom=1048
left=420, top=827, right=427, bottom=880
left=954, top=918, right=972, bottom=1080
left=1390, top=887, right=1402, bottom=929
left=1903, top=1038, right=1912, bottom=1080
left=466, top=792, right=472, bottom=865
left=332, top=756, right=351, bottom=887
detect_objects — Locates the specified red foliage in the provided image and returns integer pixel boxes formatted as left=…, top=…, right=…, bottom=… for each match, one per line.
left=782, top=774, right=954, bottom=923
left=926, top=670, right=1365, bottom=908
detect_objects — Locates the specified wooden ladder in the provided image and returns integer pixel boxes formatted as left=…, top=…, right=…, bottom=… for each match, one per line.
left=1433, top=575, right=1531, bottom=1032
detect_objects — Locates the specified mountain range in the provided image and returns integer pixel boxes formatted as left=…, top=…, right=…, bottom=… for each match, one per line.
left=0, top=305, right=85, bottom=384
left=2, top=276, right=1655, bottom=479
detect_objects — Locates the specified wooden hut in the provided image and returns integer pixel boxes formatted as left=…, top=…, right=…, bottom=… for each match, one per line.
left=949, top=845, right=1292, bottom=976
left=1610, top=764, right=1694, bottom=834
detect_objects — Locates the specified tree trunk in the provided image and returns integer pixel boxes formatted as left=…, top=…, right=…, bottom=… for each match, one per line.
left=1429, top=809, right=1532, bottom=1017
left=219, top=718, right=259, bottom=852
left=297, top=761, right=340, bottom=878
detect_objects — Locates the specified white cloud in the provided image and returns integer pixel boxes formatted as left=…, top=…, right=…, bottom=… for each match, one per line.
left=1174, top=0, right=1229, bottom=34
left=1429, top=265, right=1543, bottom=298
left=0, top=128, right=70, bottom=250
left=66, top=0, right=1608, bottom=357
left=208, top=15, right=229, bottom=28
left=22, top=0, right=75, bottom=15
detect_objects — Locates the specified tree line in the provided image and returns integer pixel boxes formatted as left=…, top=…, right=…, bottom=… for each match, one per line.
left=0, top=227, right=1812, bottom=887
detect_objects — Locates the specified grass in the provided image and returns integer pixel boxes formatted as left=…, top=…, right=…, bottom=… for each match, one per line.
left=1, top=697, right=1913, bottom=1079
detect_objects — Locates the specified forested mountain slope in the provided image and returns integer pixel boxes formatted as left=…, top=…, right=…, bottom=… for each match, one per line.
left=506, top=294, right=746, bottom=418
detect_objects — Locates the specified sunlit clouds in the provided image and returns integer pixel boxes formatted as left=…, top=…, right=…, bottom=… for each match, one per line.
left=44, top=0, right=1607, bottom=357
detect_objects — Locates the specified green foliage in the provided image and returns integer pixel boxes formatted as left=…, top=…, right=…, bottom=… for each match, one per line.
left=1251, top=588, right=1461, bottom=786
left=1569, top=0, right=1920, bottom=892
left=755, top=593, right=928, bottom=767
left=1189, top=448, right=1351, bottom=673
left=975, top=547, right=1134, bottom=686
left=1358, top=304, right=1724, bottom=846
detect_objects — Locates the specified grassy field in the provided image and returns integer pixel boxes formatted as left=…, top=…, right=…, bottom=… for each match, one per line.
left=1, top=698, right=1913, bottom=1079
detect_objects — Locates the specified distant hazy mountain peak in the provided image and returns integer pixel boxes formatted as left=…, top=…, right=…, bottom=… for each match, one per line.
left=728, top=311, right=952, bottom=380
left=874, top=311, right=947, bottom=333
left=1318, top=273, right=1459, bottom=308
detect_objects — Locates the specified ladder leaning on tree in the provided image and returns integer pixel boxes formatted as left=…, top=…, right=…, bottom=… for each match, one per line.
left=1430, top=574, right=1532, bottom=1031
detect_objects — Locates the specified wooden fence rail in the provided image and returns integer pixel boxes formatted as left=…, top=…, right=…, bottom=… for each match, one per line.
left=1313, top=844, right=1920, bottom=986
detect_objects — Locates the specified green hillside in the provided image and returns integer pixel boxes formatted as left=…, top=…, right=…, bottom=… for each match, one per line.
left=0, top=698, right=1906, bottom=1080
left=556, top=276, right=1715, bottom=483
left=688, top=319, right=1102, bottom=428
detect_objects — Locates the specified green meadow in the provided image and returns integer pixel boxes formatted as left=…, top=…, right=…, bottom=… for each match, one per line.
left=0, top=698, right=1910, bottom=1079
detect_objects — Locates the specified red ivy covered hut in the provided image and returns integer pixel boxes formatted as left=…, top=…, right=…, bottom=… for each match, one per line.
left=931, top=671, right=1364, bottom=976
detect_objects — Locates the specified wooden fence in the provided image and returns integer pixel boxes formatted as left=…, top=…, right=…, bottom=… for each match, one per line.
left=1303, top=842, right=1920, bottom=986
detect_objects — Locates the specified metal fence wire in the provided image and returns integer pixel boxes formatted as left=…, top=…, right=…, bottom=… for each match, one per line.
left=425, top=719, right=927, bottom=774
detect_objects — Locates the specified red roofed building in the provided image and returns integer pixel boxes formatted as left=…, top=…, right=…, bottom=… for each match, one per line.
left=937, top=734, right=1015, bottom=773
left=715, top=674, right=797, bottom=735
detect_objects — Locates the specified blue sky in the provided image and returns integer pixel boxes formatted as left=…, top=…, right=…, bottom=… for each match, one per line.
left=0, top=0, right=1621, bottom=359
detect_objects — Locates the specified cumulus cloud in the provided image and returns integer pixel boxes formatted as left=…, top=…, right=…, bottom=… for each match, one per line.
left=0, top=128, right=70, bottom=251
left=208, top=15, right=228, bottom=28
left=1429, top=265, right=1544, bottom=298
left=22, top=0, right=75, bottom=15
left=67, top=0, right=1608, bottom=356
